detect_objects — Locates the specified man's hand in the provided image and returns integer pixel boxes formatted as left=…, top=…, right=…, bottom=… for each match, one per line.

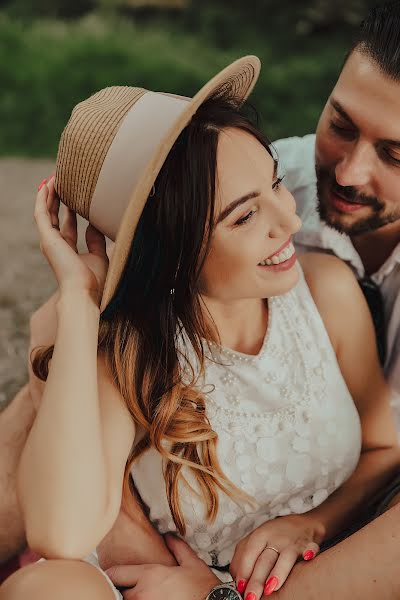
left=106, top=534, right=219, bottom=600
left=96, top=498, right=177, bottom=571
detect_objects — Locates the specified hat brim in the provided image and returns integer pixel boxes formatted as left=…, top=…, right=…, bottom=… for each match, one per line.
left=100, top=55, right=261, bottom=313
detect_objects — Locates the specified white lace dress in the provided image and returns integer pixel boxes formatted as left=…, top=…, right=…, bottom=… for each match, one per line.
left=131, top=263, right=362, bottom=568
left=82, top=262, right=362, bottom=597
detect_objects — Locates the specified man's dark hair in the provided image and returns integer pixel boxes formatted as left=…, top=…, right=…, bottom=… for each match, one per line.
left=347, top=1, right=400, bottom=80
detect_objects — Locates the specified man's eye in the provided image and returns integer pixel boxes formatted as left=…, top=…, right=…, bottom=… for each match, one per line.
left=235, top=210, right=256, bottom=226
left=383, top=148, right=400, bottom=165
left=329, top=121, right=357, bottom=139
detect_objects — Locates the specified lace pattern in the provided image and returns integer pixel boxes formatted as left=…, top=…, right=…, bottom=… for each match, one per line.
left=132, top=264, right=362, bottom=567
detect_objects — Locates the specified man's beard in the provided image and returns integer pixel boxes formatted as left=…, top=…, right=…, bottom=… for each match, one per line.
left=316, top=165, right=400, bottom=236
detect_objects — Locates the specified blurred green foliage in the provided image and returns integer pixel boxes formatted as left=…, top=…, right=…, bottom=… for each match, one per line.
left=0, top=0, right=379, bottom=156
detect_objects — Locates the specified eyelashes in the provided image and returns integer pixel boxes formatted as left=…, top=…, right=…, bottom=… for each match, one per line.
left=235, top=209, right=256, bottom=226
left=273, top=176, right=284, bottom=190
left=235, top=175, right=285, bottom=227
left=329, top=120, right=356, bottom=139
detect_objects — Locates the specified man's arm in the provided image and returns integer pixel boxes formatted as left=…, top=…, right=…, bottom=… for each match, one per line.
left=274, top=502, right=400, bottom=600
left=0, top=385, right=35, bottom=563
left=0, top=288, right=61, bottom=564
left=96, top=484, right=176, bottom=570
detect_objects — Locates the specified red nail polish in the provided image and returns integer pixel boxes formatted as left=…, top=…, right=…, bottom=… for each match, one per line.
left=264, top=576, right=279, bottom=596
left=245, top=593, right=256, bottom=600
left=237, top=579, right=247, bottom=594
left=304, top=550, right=315, bottom=561
left=38, top=179, right=47, bottom=191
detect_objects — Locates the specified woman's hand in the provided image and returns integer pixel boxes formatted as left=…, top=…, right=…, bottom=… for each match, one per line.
left=34, top=176, right=108, bottom=307
left=105, top=534, right=219, bottom=600
left=230, top=514, right=323, bottom=598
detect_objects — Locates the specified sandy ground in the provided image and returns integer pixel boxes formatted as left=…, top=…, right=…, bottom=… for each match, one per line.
left=0, top=158, right=92, bottom=410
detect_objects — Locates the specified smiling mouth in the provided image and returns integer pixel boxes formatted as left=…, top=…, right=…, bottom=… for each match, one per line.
left=258, top=241, right=295, bottom=266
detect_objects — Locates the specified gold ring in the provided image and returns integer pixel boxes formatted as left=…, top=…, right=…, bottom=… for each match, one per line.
left=265, top=546, right=280, bottom=556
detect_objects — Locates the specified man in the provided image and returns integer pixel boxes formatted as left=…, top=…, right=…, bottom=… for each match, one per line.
left=274, top=1, right=400, bottom=430
left=2, top=3, right=400, bottom=597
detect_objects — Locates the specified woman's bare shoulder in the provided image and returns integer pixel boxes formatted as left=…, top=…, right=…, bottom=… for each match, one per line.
left=298, top=251, right=360, bottom=304
left=297, top=252, right=365, bottom=352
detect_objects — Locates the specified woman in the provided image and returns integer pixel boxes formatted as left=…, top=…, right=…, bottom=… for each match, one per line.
left=1, top=56, right=400, bottom=600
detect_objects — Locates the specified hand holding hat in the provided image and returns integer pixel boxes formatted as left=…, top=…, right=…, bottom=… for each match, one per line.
left=34, top=176, right=109, bottom=307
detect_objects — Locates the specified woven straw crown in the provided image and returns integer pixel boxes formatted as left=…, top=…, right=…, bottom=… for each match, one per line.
left=54, top=56, right=261, bottom=312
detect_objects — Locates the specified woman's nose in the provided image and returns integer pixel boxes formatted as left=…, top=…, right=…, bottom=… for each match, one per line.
left=268, top=191, right=302, bottom=239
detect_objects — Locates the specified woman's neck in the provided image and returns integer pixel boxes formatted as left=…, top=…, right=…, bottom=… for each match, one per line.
left=201, top=296, right=268, bottom=356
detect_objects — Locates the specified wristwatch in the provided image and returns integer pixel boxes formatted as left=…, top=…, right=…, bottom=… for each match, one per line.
left=205, top=582, right=242, bottom=600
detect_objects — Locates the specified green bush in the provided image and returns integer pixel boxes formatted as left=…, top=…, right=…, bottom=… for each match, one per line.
left=0, top=12, right=351, bottom=157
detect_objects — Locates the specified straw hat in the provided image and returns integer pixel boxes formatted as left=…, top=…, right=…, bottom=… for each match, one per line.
left=54, top=55, right=261, bottom=314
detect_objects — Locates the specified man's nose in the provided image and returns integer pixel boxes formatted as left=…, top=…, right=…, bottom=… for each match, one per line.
left=335, top=141, right=374, bottom=188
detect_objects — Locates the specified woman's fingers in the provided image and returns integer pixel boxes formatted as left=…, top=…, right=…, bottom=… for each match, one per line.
left=45, top=176, right=61, bottom=229
left=86, top=222, right=108, bottom=258
left=34, top=181, right=61, bottom=248
left=45, top=176, right=79, bottom=252
left=230, top=534, right=268, bottom=588
left=302, top=542, right=320, bottom=562
left=242, top=540, right=319, bottom=599
left=61, top=205, right=78, bottom=252
left=242, top=547, right=280, bottom=600
left=261, top=547, right=298, bottom=596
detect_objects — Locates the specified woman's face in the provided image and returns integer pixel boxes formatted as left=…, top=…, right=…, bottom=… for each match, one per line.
left=199, top=127, right=302, bottom=302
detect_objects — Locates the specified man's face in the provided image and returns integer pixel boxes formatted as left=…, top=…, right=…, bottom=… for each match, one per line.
left=315, top=49, right=400, bottom=236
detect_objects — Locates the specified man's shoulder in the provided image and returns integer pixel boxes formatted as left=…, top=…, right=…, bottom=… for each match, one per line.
left=272, top=134, right=316, bottom=195
left=272, top=133, right=316, bottom=156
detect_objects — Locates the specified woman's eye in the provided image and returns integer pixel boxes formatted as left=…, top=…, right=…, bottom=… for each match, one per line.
left=235, top=210, right=256, bottom=226
left=272, top=176, right=285, bottom=191
left=329, top=121, right=357, bottom=139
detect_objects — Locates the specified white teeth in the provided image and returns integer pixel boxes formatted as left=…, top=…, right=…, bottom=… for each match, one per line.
left=278, top=251, right=286, bottom=262
left=259, top=242, right=295, bottom=266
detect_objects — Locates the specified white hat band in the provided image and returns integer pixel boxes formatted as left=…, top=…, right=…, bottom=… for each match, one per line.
left=89, top=90, right=190, bottom=240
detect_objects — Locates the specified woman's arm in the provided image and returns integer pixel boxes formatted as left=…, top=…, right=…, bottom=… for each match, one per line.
left=18, top=180, right=135, bottom=560
left=299, top=252, right=400, bottom=539
left=28, top=289, right=175, bottom=568
left=19, top=291, right=135, bottom=559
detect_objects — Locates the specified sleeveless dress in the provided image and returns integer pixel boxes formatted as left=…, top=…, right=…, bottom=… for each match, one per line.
left=131, top=264, right=362, bottom=568
left=82, top=262, right=362, bottom=597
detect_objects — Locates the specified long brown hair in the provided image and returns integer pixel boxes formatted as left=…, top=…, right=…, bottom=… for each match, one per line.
left=32, top=92, right=273, bottom=535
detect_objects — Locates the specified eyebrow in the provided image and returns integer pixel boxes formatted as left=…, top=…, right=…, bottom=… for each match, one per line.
left=216, top=158, right=278, bottom=224
left=330, top=98, right=356, bottom=128
left=330, top=98, right=400, bottom=148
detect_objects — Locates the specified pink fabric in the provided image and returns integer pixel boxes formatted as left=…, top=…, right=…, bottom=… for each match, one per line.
left=0, top=548, right=40, bottom=585
left=18, top=548, right=40, bottom=567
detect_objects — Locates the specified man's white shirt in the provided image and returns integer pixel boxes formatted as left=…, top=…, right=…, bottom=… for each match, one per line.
left=274, top=134, right=400, bottom=431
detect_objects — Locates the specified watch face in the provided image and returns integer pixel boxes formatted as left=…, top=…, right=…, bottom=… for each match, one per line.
left=208, top=587, right=241, bottom=600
